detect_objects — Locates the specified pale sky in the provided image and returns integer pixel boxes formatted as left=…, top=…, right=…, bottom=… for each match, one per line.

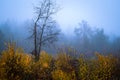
left=0, top=0, right=120, bottom=36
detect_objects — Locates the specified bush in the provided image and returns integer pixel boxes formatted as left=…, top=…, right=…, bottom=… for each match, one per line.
left=77, top=53, right=118, bottom=80
left=88, top=53, right=117, bottom=80
left=52, top=53, right=76, bottom=80
left=0, top=44, right=119, bottom=80
left=31, top=51, right=53, bottom=80
left=91, top=53, right=116, bottom=80
left=0, top=43, right=32, bottom=80
left=52, top=69, right=76, bottom=80
left=78, top=55, right=89, bottom=80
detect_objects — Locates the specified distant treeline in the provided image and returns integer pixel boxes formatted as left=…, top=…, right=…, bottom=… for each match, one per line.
left=0, top=20, right=120, bottom=56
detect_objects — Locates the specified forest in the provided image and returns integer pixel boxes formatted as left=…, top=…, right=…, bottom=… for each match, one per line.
left=0, top=0, right=120, bottom=80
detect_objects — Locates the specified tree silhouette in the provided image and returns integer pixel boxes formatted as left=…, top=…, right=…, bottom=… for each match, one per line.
left=30, top=0, right=60, bottom=59
left=92, top=29, right=109, bottom=53
left=74, top=21, right=93, bottom=53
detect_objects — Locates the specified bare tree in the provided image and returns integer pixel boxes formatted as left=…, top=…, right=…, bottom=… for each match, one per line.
left=30, top=0, right=60, bottom=59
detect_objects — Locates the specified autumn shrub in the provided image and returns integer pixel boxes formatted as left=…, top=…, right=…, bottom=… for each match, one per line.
left=112, top=57, right=120, bottom=79
left=76, top=53, right=118, bottom=80
left=52, top=69, right=76, bottom=80
left=0, top=43, right=32, bottom=80
left=87, top=53, right=117, bottom=80
left=78, top=55, right=89, bottom=80
left=0, top=44, right=119, bottom=80
left=52, top=53, right=76, bottom=80
left=31, top=51, right=54, bottom=80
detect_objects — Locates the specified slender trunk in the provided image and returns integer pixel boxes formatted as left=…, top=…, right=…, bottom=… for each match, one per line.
left=34, top=13, right=40, bottom=59
left=38, top=42, right=41, bottom=57
left=38, top=16, right=48, bottom=55
left=38, top=25, right=44, bottom=55
left=34, top=23, right=37, bottom=59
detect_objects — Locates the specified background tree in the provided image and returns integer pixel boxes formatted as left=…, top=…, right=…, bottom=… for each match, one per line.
left=111, top=37, right=120, bottom=56
left=92, top=28, right=109, bottom=54
left=0, top=29, right=4, bottom=52
left=74, top=21, right=111, bottom=55
left=0, top=22, right=13, bottom=52
left=74, top=21, right=93, bottom=54
left=30, top=0, right=60, bottom=59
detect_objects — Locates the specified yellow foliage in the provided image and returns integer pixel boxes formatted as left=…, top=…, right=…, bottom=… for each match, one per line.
left=0, top=44, right=119, bottom=80
left=0, top=43, right=33, bottom=80
left=31, top=51, right=53, bottom=80
left=88, top=53, right=117, bottom=80
left=52, top=69, right=76, bottom=80
left=39, top=51, right=52, bottom=68
left=55, top=53, right=72, bottom=71
left=53, top=53, right=76, bottom=80
left=78, top=55, right=89, bottom=80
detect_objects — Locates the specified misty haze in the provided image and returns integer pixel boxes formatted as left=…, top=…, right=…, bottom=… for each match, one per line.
left=0, top=0, right=120, bottom=80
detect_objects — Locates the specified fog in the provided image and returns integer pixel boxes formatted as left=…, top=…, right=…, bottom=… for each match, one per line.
left=0, top=0, right=120, bottom=56
left=1, top=0, right=120, bottom=35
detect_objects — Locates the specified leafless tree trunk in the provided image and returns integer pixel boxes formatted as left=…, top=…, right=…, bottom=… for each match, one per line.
left=34, top=20, right=37, bottom=58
